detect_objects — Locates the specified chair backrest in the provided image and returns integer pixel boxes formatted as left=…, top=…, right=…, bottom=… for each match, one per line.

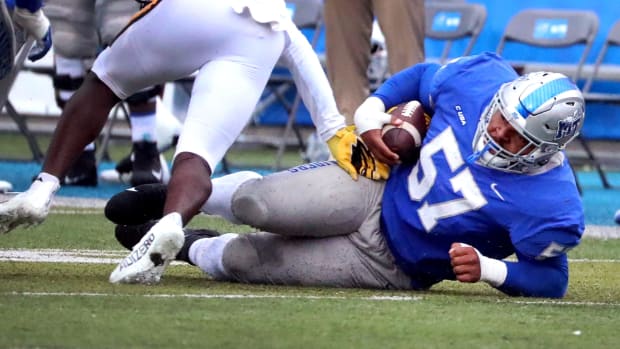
left=582, top=19, right=620, bottom=92
left=496, top=9, right=599, bottom=82
left=425, top=2, right=487, bottom=63
left=286, top=0, right=322, bottom=28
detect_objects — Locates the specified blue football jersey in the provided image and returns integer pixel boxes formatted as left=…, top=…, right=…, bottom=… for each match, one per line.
left=375, top=53, right=585, bottom=289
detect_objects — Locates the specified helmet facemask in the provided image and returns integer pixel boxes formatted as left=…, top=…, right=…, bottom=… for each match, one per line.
left=470, top=72, right=585, bottom=174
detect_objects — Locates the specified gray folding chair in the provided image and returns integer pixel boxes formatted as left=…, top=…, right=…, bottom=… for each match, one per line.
left=0, top=1, right=43, bottom=162
left=495, top=9, right=602, bottom=192
left=425, top=1, right=487, bottom=63
left=577, top=19, right=620, bottom=188
left=496, top=9, right=599, bottom=82
left=582, top=19, right=620, bottom=103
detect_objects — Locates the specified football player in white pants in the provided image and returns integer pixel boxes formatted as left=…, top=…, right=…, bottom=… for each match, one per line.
left=0, top=0, right=386, bottom=284
left=45, top=0, right=169, bottom=187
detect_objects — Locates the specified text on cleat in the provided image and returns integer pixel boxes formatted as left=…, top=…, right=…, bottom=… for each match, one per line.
left=119, top=233, right=155, bottom=270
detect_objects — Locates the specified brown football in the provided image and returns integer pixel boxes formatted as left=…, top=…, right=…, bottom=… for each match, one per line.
left=382, top=100, right=429, bottom=163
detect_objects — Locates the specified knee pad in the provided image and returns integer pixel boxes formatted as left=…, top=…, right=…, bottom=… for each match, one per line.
left=45, top=0, right=98, bottom=58
left=220, top=234, right=262, bottom=279
left=104, top=183, right=167, bottom=225
left=231, top=192, right=270, bottom=228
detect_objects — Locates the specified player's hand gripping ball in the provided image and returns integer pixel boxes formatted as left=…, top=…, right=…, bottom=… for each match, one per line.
left=382, top=100, right=430, bottom=163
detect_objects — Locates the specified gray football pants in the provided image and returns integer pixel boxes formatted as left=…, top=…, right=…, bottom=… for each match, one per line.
left=45, top=0, right=140, bottom=58
left=221, top=162, right=412, bottom=290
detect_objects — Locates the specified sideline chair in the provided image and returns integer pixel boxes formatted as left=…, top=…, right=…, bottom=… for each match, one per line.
left=425, top=1, right=487, bottom=63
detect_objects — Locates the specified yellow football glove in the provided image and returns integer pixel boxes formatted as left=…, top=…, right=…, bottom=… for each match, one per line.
left=326, top=126, right=390, bottom=181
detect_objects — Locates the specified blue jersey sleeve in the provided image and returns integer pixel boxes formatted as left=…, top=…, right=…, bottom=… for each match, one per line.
left=15, top=0, right=43, bottom=12
left=371, top=62, right=440, bottom=112
left=498, top=251, right=569, bottom=298
left=507, top=166, right=584, bottom=260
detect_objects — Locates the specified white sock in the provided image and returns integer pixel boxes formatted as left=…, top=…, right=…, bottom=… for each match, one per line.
left=188, top=233, right=238, bottom=280
left=159, top=212, right=183, bottom=228
left=35, top=172, right=60, bottom=186
left=201, top=171, right=262, bottom=224
left=130, top=112, right=157, bottom=142
left=30, top=172, right=60, bottom=201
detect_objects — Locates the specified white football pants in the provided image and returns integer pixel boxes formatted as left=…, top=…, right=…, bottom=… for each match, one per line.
left=92, top=0, right=285, bottom=171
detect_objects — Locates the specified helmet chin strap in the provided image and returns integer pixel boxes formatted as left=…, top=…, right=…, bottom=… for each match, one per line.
left=467, top=142, right=490, bottom=165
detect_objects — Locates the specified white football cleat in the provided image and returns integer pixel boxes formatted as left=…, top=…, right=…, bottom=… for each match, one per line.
left=0, top=178, right=59, bottom=234
left=109, top=212, right=184, bottom=284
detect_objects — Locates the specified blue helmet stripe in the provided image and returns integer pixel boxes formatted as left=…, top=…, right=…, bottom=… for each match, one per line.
left=516, top=77, right=575, bottom=118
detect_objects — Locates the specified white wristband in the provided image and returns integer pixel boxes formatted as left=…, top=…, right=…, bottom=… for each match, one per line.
left=354, top=96, right=391, bottom=135
left=475, top=250, right=508, bottom=287
left=13, top=8, right=50, bottom=40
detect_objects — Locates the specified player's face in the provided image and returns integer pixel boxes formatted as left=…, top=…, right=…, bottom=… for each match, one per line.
left=487, top=111, right=535, bottom=155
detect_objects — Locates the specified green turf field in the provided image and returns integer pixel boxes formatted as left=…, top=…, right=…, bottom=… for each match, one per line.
left=0, top=210, right=619, bottom=349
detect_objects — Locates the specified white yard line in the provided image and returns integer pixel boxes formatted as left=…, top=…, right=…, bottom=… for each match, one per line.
left=500, top=299, right=620, bottom=307
left=583, top=225, right=620, bottom=239
left=2, top=291, right=619, bottom=307
left=0, top=248, right=619, bottom=264
left=2, top=291, right=422, bottom=302
left=0, top=249, right=124, bottom=264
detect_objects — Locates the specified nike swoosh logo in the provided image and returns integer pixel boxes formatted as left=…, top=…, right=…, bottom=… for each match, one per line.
left=151, top=169, right=162, bottom=180
left=490, top=183, right=505, bottom=201
left=126, top=187, right=138, bottom=192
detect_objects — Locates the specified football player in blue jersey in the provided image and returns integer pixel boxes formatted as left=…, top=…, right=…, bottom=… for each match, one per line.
left=106, top=52, right=585, bottom=298
left=0, top=0, right=52, bottom=79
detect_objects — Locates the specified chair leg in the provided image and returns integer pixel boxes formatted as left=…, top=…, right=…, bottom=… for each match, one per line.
left=579, top=137, right=612, bottom=189
left=97, top=102, right=130, bottom=163
left=5, top=101, right=44, bottom=162
left=274, top=93, right=303, bottom=171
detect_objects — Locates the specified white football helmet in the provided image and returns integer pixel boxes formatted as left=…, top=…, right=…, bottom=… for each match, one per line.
left=471, top=72, right=585, bottom=173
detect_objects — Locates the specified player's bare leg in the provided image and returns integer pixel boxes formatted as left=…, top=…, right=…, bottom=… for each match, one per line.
left=164, top=152, right=212, bottom=224
left=44, top=72, right=120, bottom=176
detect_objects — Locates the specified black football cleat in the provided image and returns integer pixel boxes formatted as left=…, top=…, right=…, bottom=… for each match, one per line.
left=175, top=228, right=221, bottom=265
left=62, top=149, right=98, bottom=186
left=114, top=221, right=220, bottom=265
left=130, top=141, right=163, bottom=186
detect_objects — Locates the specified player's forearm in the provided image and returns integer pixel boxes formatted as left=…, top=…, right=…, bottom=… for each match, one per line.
left=372, top=62, right=439, bottom=110
left=495, top=258, right=569, bottom=298
left=281, top=27, right=345, bottom=141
